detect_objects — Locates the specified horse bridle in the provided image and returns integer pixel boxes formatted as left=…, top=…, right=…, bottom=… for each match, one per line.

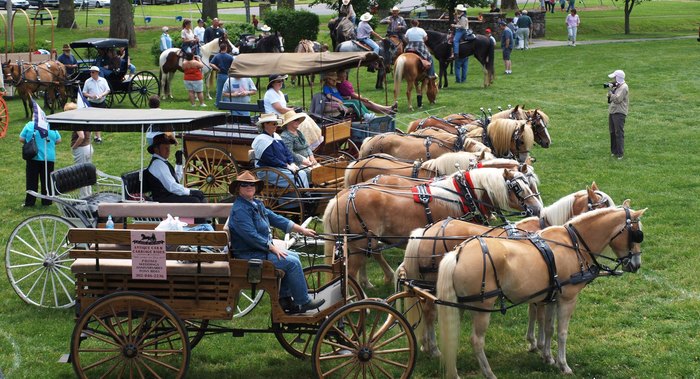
left=588, top=190, right=613, bottom=211
left=527, top=113, right=549, bottom=145
left=511, top=125, right=529, bottom=157
left=505, top=172, right=540, bottom=217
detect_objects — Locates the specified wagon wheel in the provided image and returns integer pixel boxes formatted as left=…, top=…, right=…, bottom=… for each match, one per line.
left=274, top=265, right=365, bottom=360
left=71, top=291, right=190, bottom=378
left=104, top=92, right=114, bottom=108
left=184, top=319, right=208, bottom=349
left=5, top=215, right=79, bottom=308
left=234, top=289, right=264, bottom=318
left=337, top=139, right=360, bottom=159
left=312, top=300, right=417, bottom=379
left=251, top=167, right=305, bottom=222
left=0, top=96, right=8, bottom=138
left=184, top=147, right=239, bottom=202
left=129, top=71, right=160, bottom=108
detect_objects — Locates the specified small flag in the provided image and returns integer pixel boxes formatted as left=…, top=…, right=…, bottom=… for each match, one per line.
left=31, top=99, right=50, bottom=139
left=77, top=91, right=90, bottom=109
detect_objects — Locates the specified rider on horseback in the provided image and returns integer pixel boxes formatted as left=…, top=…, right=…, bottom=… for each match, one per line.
left=357, top=12, right=382, bottom=55
left=380, top=6, right=407, bottom=44
left=405, top=19, right=436, bottom=78
left=449, top=4, right=469, bottom=61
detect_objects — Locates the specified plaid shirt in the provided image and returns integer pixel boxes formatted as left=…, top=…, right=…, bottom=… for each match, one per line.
left=406, top=41, right=431, bottom=61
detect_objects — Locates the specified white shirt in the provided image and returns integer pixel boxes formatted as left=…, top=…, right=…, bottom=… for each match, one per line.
left=406, top=27, right=427, bottom=42
left=264, top=88, right=286, bottom=114
left=181, top=28, right=195, bottom=42
left=82, top=76, right=110, bottom=103
left=148, top=154, right=190, bottom=196
left=194, top=26, right=205, bottom=44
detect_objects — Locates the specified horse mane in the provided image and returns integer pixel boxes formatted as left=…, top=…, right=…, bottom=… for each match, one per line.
left=492, top=106, right=526, bottom=120
left=466, top=168, right=511, bottom=210
left=487, top=119, right=534, bottom=156
left=566, top=207, right=619, bottom=225
left=540, top=191, right=581, bottom=226
left=529, top=109, right=550, bottom=125
left=421, top=152, right=479, bottom=175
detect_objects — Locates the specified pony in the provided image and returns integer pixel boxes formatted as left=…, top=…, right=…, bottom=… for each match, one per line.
left=322, top=168, right=543, bottom=288
left=407, top=114, right=480, bottom=134
left=393, top=53, right=438, bottom=111
left=358, top=130, right=491, bottom=161
left=400, top=183, right=613, bottom=357
left=158, top=36, right=236, bottom=100
left=237, top=32, right=284, bottom=54
left=468, top=119, right=534, bottom=162
left=290, top=40, right=327, bottom=86
left=425, top=30, right=494, bottom=89
left=335, top=40, right=387, bottom=90
left=490, top=105, right=528, bottom=120
left=3, top=60, right=68, bottom=118
left=437, top=204, right=645, bottom=378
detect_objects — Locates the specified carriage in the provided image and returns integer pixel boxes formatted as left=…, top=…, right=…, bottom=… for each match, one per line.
left=68, top=38, right=160, bottom=108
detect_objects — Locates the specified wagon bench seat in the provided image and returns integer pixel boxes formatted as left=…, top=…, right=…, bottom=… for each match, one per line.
left=70, top=258, right=230, bottom=276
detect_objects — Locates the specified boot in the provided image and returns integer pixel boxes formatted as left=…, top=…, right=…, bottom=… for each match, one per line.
left=416, top=95, right=423, bottom=108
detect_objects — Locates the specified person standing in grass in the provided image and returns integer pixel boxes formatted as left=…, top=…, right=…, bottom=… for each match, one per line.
left=210, top=43, right=235, bottom=107
left=182, top=52, right=206, bottom=107
left=515, top=9, right=532, bottom=50
left=566, top=9, right=580, bottom=46
left=499, top=21, right=513, bottom=75
left=607, top=70, right=629, bottom=160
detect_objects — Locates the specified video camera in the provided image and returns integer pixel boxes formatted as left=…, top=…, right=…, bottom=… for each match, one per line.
left=603, top=82, right=618, bottom=89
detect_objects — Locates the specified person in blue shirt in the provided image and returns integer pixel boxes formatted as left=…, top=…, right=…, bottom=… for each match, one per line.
left=209, top=43, right=235, bottom=107
left=251, top=113, right=309, bottom=188
left=57, top=44, right=78, bottom=77
left=228, top=170, right=324, bottom=314
left=19, top=121, right=61, bottom=207
left=160, top=26, right=173, bottom=52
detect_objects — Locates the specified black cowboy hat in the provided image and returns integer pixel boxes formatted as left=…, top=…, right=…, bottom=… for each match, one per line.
left=147, top=132, right=177, bottom=154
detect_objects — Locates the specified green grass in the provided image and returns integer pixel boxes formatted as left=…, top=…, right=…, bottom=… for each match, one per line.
left=1, top=1, right=700, bottom=378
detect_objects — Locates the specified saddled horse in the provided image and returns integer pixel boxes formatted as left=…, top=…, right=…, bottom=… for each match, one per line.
left=401, top=183, right=613, bottom=357
left=3, top=60, right=68, bottom=118
left=291, top=40, right=328, bottom=86
left=393, top=53, right=438, bottom=111
left=437, top=204, right=645, bottom=378
left=323, top=168, right=543, bottom=288
left=237, top=32, right=285, bottom=54
left=328, top=15, right=355, bottom=51
left=159, top=36, right=236, bottom=100
left=336, top=39, right=388, bottom=89
left=358, top=130, right=491, bottom=161
left=425, top=30, right=494, bottom=89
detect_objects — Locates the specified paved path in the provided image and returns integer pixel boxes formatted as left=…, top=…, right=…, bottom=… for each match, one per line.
left=526, top=35, right=696, bottom=48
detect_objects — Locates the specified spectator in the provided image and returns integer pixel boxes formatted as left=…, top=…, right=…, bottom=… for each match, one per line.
left=149, top=95, right=161, bottom=109
left=539, top=0, right=546, bottom=11
left=485, top=28, right=496, bottom=45
left=20, top=117, right=61, bottom=207
left=449, top=4, right=469, bottom=61
left=160, top=26, right=172, bottom=52
left=221, top=75, right=257, bottom=116
left=547, top=0, right=556, bottom=13
left=381, top=6, right=407, bottom=42
left=252, top=15, right=259, bottom=30
left=209, top=43, right=235, bottom=107
left=181, top=19, right=199, bottom=55
left=322, top=72, right=352, bottom=118
left=264, top=74, right=324, bottom=149
left=279, top=111, right=318, bottom=168
left=339, top=0, right=356, bottom=25
left=57, top=44, right=78, bottom=77
left=194, top=19, right=206, bottom=50
left=499, top=21, right=513, bottom=75
left=566, top=9, right=580, bottom=46
left=515, top=9, right=532, bottom=50
left=182, top=52, right=206, bottom=107
left=336, top=70, right=396, bottom=115
left=82, top=66, right=109, bottom=143
left=65, top=102, right=93, bottom=197
left=204, top=18, right=224, bottom=43
left=509, top=12, right=519, bottom=48
left=252, top=113, right=309, bottom=188
left=566, top=0, right=575, bottom=12
left=489, top=2, right=500, bottom=12
left=118, top=47, right=135, bottom=80
left=607, top=70, right=629, bottom=160
left=260, top=24, right=272, bottom=37
left=560, top=0, right=566, bottom=11
left=357, top=13, right=382, bottom=55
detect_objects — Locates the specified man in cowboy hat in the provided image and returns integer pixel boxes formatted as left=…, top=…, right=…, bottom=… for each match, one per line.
left=57, top=44, right=78, bottom=77
left=260, top=24, right=272, bottom=37
left=449, top=4, right=469, bottom=60
left=339, top=0, right=356, bottom=25
left=227, top=171, right=324, bottom=314
left=357, top=12, right=382, bottom=55
left=381, top=6, right=407, bottom=43
left=144, top=131, right=206, bottom=205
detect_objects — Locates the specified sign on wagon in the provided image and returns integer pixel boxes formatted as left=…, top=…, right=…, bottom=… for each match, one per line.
left=131, top=230, right=167, bottom=280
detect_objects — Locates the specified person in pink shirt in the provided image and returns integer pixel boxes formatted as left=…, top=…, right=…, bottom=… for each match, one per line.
left=566, top=9, right=580, bottom=46
left=336, top=70, right=397, bottom=115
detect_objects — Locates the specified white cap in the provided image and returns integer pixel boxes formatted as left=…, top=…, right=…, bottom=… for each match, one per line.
left=89, top=66, right=100, bottom=72
left=162, top=26, right=169, bottom=32
left=608, top=69, right=625, bottom=80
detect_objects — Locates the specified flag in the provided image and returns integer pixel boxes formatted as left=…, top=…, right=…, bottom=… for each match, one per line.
left=77, top=91, right=90, bottom=109
left=31, top=99, right=50, bottom=139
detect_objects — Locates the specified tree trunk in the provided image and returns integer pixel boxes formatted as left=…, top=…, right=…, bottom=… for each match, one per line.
left=57, top=0, right=77, bottom=29
left=202, top=0, right=218, bottom=21
left=278, top=0, right=294, bottom=9
left=110, top=0, right=136, bottom=47
left=501, top=0, right=518, bottom=10
left=624, top=0, right=632, bottom=35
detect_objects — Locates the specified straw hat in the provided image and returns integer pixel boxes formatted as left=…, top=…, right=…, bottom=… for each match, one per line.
left=281, top=110, right=307, bottom=128
left=229, top=170, right=263, bottom=194
left=62, top=44, right=70, bottom=51
left=360, top=12, right=372, bottom=22
left=146, top=131, right=177, bottom=154
left=455, top=4, right=468, bottom=12
left=391, top=6, right=400, bottom=12
left=256, top=113, right=282, bottom=127
left=260, top=24, right=271, bottom=32
left=267, top=74, right=288, bottom=88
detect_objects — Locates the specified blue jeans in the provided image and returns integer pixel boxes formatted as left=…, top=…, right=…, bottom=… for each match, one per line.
left=215, top=74, right=228, bottom=107
left=453, top=29, right=466, bottom=55
left=567, top=0, right=575, bottom=11
left=359, top=38, right=380, bottom=55
left=455, top=57, right=468, bottom=83
left=235, top=250, right=310, bottom=305
left=128, top=64, right=136, bottom=75
left=428, top=55, right=435, bottom=76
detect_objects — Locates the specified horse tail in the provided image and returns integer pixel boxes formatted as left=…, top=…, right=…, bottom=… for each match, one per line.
left=344, top=159, right=357, bottom=188
left=393, top=54, right=406, bottom=104
left=437, top=250, right=461, bottom=378
left=322, top=197, right=339, bottom=267
left=403, top=228, right=427, bottom=337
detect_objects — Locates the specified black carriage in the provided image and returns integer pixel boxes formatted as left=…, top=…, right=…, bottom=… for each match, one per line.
left=68, top=38, right=160, bottom=108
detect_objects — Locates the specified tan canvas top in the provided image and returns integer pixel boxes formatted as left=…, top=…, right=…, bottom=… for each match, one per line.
left=228, top=52, right=379, bottom=77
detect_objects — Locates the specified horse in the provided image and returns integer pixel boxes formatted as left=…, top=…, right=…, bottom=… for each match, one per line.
left=358, top=130, right=491, bottom=161
left=158, top=36, right=236, bottom=100
left=401, top=183, right=613, bottom=357
left=407, top=114, right=480, bottom=134
left=425, top=30, right=494, bottom=89
left=328, top=16, right=355, bottom=51
left=237, top=32, right=284, bottom=54
left=393, top=53, right=438, bottom=111
left=291, top=40, right=327, bottom=86
left=322, top=168, right=543, bottom=288
left=465, top=119, right=534, bottom=162
left=3, top=60, right=68, bottom=118
left=437, top=203, right=645, bottom=378
left=336, top=40, right=387, bottom=89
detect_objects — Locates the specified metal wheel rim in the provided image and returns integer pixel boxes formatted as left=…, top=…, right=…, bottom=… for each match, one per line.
left=250, top=167, right=304, bottom=222
left=5, top=215, right=78, bottom=308
left=234, top=289, right=264, bottom=318
left=129, top=71, right=160, bottom=108
left=183, top=147, right=239, bottom=202
left=70, top=292, right=190, bottom=379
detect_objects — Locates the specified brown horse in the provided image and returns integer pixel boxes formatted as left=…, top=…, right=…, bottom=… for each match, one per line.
left=323, top=168, right=543, bottom=288
left=401, top=184, right=613, bottom=357
left=437, top=203, right=645, bottom=378
left=406, top=113, right=480, bottom=134
left=466, top=119, right=535, bottom=162
left=393, top=53, right=437, bottom=111
left=3, top=60, right=68, bottom=118
left=291, top=40, right=327, bottom=86
left=358, top=130, right=491, bottom=161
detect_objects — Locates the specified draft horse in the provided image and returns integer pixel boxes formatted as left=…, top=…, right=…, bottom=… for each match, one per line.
left=425, top=30, right=494, bottom=89
left=323, top=168, right=543, bottom=288
left=437, top=204, right=646, bottom=378
left=393, top=53, right=438, bottom=111
left=358, top=130, right=490, bottom=161
left=3, top=60, right=68, bottom=118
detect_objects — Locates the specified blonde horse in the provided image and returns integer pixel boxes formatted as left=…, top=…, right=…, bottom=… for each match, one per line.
left=437, top=203, right=645, bottom=378
left=393, top=53, right=438, bottom=111
left=323, top=168, right=543, bottom=288
left=406, top=113, right=480, bottom=134
left=401, top=183, right=612, bottom=357
left=3, top=60, right=68, bottom=118
left=467, top=119, right=535, bottom=162
left=358, top=131, right=490, bottom=161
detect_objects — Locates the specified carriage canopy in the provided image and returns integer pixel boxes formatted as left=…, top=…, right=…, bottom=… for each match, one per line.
left=228, top=52, right=380, bottom=77
left=46, top=108, right=228, bottom=132
left=69, top=38, right=130, bottom=49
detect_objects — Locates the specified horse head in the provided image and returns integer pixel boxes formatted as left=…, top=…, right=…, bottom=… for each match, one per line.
left=503, top=168, right=542, bottom=217
left=511, top=122, right=533, bottom=163
left=2, top=61, right=19, bottom=84
left=426, top=77, right=438, bottom=104
left=528, top=110, right=551, bottom=148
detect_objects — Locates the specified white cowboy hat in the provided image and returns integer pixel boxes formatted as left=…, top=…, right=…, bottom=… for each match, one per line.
left=256, top=113, right=282, bottom=127
left=360, top=12, right=372, bottom=22
left=162, top=26, right=169, bottom=32
left=260, top=24, right=271, bottom=32
left=455, top=4, right=468, bottom=12
left=391, top=6, right=400, bottom=11
left=89, top=66, right=100, bottom=72
left=342, top=0, right=350, bottom=5
left=281, top=110, right=308, bottom=127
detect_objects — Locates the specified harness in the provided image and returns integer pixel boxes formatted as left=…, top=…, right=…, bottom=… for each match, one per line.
left=6, top=60, right=62, bottom=87
left=411, top=184, right=434, bottom=224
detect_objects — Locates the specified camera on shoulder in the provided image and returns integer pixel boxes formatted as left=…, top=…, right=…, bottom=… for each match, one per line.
left=603, top=82, right=616, bottom=89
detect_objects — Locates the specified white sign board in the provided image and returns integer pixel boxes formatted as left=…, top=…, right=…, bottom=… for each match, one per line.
left=130, top=230, right=167, bottom=280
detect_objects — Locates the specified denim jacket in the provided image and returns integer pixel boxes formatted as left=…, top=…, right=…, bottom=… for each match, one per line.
left=228, top=196, right=293, bottom=255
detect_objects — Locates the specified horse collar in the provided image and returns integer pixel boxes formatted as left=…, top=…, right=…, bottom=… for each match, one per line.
left=461, top=172, right=490, bottom=223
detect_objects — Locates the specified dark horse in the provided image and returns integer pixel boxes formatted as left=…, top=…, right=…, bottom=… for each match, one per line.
left=238, top=32, right=284, bottom=54
left=328, top=16, right=355, bottom=51
left=425, top=30, right=494, bottom=89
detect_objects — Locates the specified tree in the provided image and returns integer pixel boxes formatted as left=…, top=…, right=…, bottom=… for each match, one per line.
left=57, top=0, right=77, bottom=29
left=202, top=0, right=218, bottom=21
left=311, top=0, right=399, bottom=17
left=500, top=0, right=518, bottom=10
left=278, top=0, right=294, bottom=9
left=424, top=0, right=490, bottom=22
left=110, top=0, right=136, bottom=47
left=618, top=0, right=649, bottom=35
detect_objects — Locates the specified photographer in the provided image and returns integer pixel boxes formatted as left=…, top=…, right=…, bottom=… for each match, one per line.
left=606, top=70, right=629, bottom=160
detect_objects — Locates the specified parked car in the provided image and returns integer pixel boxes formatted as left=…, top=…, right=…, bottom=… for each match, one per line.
left=0, top=0, right=31, bottom=9
left=74, top=0, right=96, bottom=7
left=28, top=0, right=59, bottom=7
left=95, top=0, right=108, bottom=7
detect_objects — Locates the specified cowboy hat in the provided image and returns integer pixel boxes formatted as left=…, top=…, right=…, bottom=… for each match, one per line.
left=260, top=24, right=271, bottom=32
left=391, top=6, right=400, bottom=11
left=360, top=12, right=372, bottom=22
left=267, top=73, right=288, bottom=88
left=281, top=110, right=307, bottom=128
left=229, top=170, right=263, bottom=194
left=342, top=0, right=350, bottom=5
left=146, top=131, right=177, bottom=154
left=256, top=113, right=282, bottom=127
left=455, top=4, right=468, bottom=12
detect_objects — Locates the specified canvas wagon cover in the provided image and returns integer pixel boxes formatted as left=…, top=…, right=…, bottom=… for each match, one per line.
left=46, top=108, right=228, bottom=132
left=228, top=52, right=379, bottom=77
left=70, top=38, right=130, bottom=49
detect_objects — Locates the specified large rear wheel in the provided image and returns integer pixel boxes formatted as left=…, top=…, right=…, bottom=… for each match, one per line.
left=0, top=96, right=8, bottom=138
left=251, top=167, right=305, bottom=222
left=129, top=71, right=160, bottom=108
left=183, top=147, right=239, bottom=202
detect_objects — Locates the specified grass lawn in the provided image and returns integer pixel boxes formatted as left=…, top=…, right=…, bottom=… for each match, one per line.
left=1, top=1, right=699, bottom=378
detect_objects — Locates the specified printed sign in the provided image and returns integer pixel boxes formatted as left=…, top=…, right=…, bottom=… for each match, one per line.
left=130, top=230, right=167, bottom=280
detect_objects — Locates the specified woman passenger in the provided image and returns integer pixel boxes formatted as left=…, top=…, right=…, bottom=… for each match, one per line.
left=279, top=110, right=318, bottom=168
left=251, top=113, right=309, bottom=188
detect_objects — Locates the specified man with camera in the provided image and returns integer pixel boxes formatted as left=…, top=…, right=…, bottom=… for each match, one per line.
left=606, top=70, right=629, bottom=160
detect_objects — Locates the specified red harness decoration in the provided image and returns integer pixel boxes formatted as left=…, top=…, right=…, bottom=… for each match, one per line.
left=463, top=171, right=490, bottom=218
left=476, top=162, right=484, bottom=168
left=411, top=184, right=432, bottom=204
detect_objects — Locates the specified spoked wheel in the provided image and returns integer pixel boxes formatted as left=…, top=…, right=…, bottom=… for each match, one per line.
left=5, top=215, right=78, bottom=308
left=0, top=96, right=8, bottom=138
left=183, top=147, right=239, bottom=202
left=234, top=289, right=264, bottom=318
left=129, top=71, right=160, bottom=108
left=274, top=265, right=365, bottom=360
left=104, top=92, right=114, bottom=108
left=184, top=319, right=209, bottom=349
left=71, top=292, right=190, bottom=378
left=312, top=300, right=417, bottom=379
left=251, top=167, right=305, bottom=222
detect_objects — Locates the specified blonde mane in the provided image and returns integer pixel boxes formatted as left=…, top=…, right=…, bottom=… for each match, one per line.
left=466, top=168, right=512, bottom=210
left=421, top=152, right=480, bottom=175
left=491, top=105, right=526, bottom=120
left=540, top=191, right=580, bottom=226
left=566, top=207, right=619, bottom=225
left=487, top=119, right=534, bottom=157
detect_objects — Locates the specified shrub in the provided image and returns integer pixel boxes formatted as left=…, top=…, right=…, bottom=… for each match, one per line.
left=225, top=23, right=256, bottom=42
left=264, top=9, right=319, bottom=52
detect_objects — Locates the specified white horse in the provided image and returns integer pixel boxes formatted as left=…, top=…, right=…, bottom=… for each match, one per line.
left=158, top=37, right=237, bottom=100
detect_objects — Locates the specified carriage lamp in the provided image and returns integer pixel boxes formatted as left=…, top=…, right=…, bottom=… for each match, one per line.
left=247, top=259, right=263, bottom=284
